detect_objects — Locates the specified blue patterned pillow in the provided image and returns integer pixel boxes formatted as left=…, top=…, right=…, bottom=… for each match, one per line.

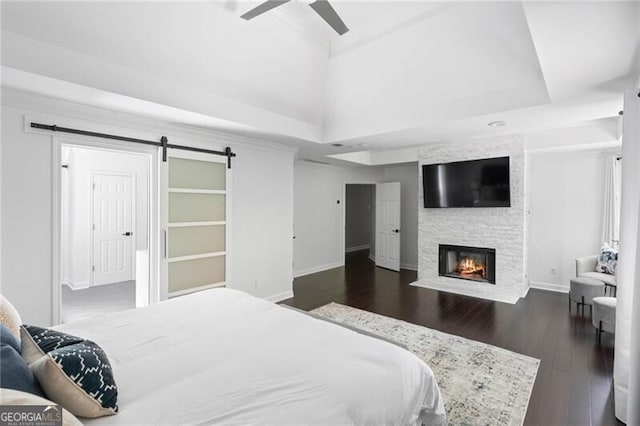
left=20, top=325, right=118, bottom=418
left=596, top=243, right=618, bottom=275
left=20, top=325, right=84, bottom=364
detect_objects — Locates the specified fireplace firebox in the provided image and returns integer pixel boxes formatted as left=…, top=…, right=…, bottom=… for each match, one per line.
left=439, top=244, right=496, bottom=284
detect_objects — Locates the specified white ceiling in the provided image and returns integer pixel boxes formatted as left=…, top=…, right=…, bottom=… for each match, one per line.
left=1, top=1, right=639, bottom=162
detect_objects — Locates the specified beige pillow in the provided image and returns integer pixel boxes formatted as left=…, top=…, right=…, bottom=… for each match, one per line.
left=30, top=354, right=116, bottom=418
left=0, top=294, right=22, bottom=340
left=0, top=388, right=83, bottom=426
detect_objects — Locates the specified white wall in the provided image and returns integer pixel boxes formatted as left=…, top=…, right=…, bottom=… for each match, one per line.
left=63, top=146, right=149, bottom=288
left=293, top=160, right=419, bottom=276
left=345, top=184, right=374, bottom=251
left=0, top=91, right=296, bottom=326
left=527, top=147, right=619, bottom=292
left=293, top=161, right=380, bottom=277
left=230, top=144, right=294, bottom=302
left=1, top=104, right=55, bottom=326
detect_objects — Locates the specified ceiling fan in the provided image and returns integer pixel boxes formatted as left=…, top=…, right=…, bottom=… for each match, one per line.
left=241, top=0, right=349, bottom=35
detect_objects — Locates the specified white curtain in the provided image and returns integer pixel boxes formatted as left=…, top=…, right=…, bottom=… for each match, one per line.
left=602, top=155, right=621, bottom=248
left=615, top=89, right=640, bottom=424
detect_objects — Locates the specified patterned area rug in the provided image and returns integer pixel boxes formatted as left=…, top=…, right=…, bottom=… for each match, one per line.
left=310, top=303, right=539, bottom=426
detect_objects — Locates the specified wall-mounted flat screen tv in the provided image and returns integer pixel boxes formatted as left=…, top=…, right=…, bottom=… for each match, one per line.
left=422, top=156, right=511, bottom=208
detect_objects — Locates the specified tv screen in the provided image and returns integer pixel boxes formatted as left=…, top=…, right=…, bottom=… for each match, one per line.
left=422, top=157, right=511, bottom=208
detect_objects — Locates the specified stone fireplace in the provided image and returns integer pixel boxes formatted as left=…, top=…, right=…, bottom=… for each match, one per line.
left=439, top=244, right=496, bottom=284
left=414, top=135, right=528, bottom=304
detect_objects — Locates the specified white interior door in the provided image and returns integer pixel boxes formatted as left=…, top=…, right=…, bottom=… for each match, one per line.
left=375, top=182, right=401, bottom=271
left=92, top=173, right=134, bottom=286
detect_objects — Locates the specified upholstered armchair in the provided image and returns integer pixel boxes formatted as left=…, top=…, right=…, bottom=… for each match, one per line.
left=576, top=255, right=617, bottom=294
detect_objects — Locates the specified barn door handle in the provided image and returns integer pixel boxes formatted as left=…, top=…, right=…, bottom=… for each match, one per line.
left=163, top=229, right=167, bottom=259
left=122, top=232, right=133, bottom=236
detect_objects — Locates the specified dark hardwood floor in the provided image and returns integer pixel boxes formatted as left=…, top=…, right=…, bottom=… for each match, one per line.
left=282, top=250, right=620, bottom=426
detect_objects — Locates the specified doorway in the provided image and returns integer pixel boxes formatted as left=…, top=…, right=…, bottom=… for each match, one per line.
left=344, top=184, right=376, bottom=262
left=60, top=144, right=151, bottom=323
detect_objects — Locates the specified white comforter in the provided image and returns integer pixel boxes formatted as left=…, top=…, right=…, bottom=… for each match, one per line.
left=56, top=288, right=445, bottom=425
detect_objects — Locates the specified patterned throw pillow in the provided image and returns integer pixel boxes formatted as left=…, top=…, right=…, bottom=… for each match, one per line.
left=20, top=325, right=84, bottom=364
left=596, top=243, right=618, bottom=275
left=20, top=325, right=118, bottom=418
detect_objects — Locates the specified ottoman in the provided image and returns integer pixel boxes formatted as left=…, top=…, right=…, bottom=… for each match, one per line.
left=569, top=277, right=605, bottom=315
left=592, top=297, right=616, bottom=343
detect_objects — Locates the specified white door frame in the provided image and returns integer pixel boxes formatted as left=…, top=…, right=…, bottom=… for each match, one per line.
left=89, top=171, right=136, bottom=287
left=52, top=136, right=159, bottom=325
left=341, top=181, right=378, bottom=266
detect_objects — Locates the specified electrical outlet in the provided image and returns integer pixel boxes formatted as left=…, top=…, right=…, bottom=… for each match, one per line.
left=551, top=268, right=557, bottom=275
left=255, top=279, right=260, bottom=288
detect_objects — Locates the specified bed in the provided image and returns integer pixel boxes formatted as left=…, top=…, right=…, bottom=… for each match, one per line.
left=54, top=288, right=446, bottom=425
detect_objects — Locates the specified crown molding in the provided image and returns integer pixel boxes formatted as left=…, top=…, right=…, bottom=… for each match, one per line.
left=1, top=87, right=299, bottom=155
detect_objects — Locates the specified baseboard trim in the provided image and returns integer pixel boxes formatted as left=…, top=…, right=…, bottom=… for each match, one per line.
left=294, top=261, right=344, bottom=278
left=529, top=281, right=569, bottom=294
left=345, top=244, right=370, bottom=253
left=265, top=290, right=294, bottom=303
left=401, top=263, right=418, bottom=271
left=63, top=281, right=90, bottom=291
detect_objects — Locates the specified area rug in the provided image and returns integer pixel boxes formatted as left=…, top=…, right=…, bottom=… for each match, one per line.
left=310, top=303, right=539, bottom=426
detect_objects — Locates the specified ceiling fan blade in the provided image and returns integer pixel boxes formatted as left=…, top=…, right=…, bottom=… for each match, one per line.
left=309, top=0, right=349, bottom=35
left=241, top=0, right=292, bottom=20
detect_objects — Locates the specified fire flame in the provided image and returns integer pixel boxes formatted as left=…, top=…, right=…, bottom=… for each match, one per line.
left=457, top=258, right=486, bottom=278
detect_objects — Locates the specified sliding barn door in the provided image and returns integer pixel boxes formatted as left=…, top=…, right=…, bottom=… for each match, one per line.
left=160, top=149, right=230, bottom=299
left=375, top=182, right=401, bottom=271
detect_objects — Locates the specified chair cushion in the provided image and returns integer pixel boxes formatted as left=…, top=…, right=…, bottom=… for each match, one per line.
left=570, top=277, right=605, bottom=304
left=592, top=297, right=617, bottom=333
left=580, top=271, right=616, bottom=286
left=0, top=344, right=45, bottom=397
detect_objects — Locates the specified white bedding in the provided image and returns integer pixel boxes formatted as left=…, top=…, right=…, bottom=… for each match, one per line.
left=55, top=288, right=445, bottom=425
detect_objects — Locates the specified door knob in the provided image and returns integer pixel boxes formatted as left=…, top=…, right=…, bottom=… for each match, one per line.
left=122, top=232, right=133, bottom=236
left=393, top=229, right=400, bottom=233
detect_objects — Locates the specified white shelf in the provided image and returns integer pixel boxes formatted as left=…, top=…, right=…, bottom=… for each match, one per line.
left=168, top=251, right=226, bottom=263
left=169, top=188, right=225, bottom=194
left=169, top=221, right=225, bottom=228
